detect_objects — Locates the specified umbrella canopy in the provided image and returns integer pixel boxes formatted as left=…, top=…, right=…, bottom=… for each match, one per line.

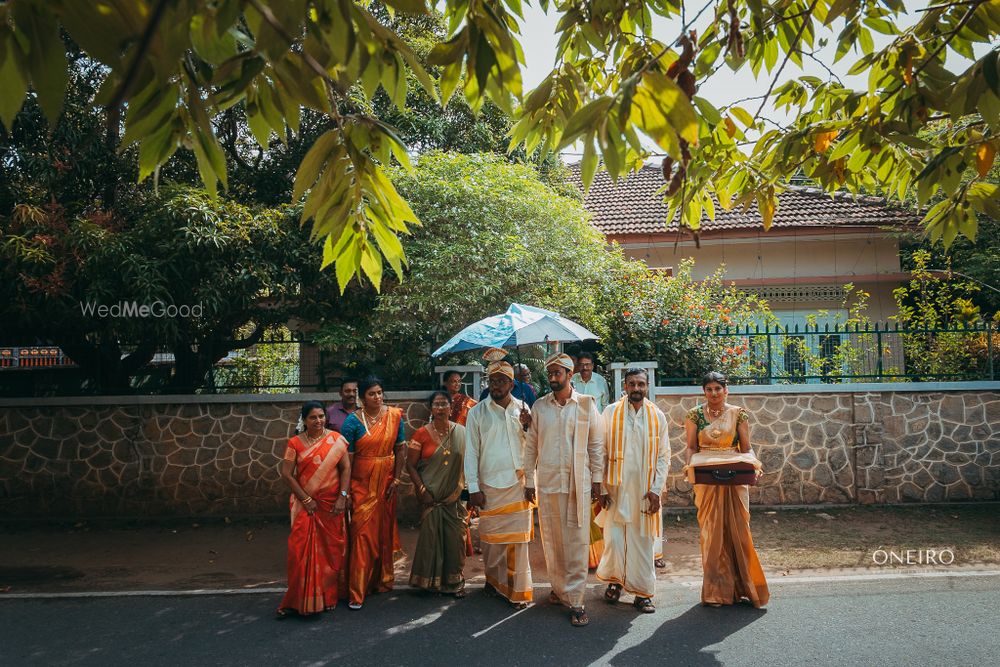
left=431, top=303, right=599, bottom=357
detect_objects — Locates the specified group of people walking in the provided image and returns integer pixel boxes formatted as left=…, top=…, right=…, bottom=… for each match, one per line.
left=277, top=354, right=770, bottom=623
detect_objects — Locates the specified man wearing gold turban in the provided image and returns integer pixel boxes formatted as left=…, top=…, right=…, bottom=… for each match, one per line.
left=524, top=352, right=605, bottom=626
left=465, top=361, right=534, bottom=608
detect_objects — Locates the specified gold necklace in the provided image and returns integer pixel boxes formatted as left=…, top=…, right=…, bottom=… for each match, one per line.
left=707, top=405, right=724, bottom=419
left=303, top=429, right=326, bottom=448
left=431, top=420, right=451, bottom=440
left=362, top=406, right=384, bottom=428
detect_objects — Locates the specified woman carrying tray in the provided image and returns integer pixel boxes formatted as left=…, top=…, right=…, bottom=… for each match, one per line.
left=683, top=371, right=770, bottom=608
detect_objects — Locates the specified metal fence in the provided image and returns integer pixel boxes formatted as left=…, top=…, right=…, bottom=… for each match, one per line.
left=2, top=322, right=997, bottom=397
left=653, top=322, right=998, bottom=385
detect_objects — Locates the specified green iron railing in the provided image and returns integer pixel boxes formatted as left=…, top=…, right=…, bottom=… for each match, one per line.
left=650, top=321, right=997, bottom=385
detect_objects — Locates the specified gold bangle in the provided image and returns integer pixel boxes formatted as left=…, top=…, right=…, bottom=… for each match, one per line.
left=392, top=478, right=401, bottom=486
left=301, top=496, right=312, bottom=504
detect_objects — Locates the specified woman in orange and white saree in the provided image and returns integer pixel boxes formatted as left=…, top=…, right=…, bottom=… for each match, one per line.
left=341, top=376, right=407, bottom=610
left=684, top=371, right=769, bottom=608
left=277, top=401, right=351, bottom=618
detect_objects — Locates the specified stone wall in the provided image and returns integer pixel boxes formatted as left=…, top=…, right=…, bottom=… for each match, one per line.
left=0, top=397, right=430, bottom=519
left=1, top=386, right=997, bottom=519
left=656, top=387, right=1000, bottom=506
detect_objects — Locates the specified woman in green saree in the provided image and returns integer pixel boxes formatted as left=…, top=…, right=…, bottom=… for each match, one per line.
left=406, top=390, right=468, bottom=596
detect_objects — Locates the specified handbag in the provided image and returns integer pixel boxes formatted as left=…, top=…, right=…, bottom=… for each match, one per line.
left=686, top=451, right=761, bottom=486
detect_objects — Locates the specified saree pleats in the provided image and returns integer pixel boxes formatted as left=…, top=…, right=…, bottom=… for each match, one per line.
left=348, top=407, right=402, bottom=606
left=409, top=426, right=467, bottom=593
left=694, top=482, right=770, bottom=608
left=279, top=434, right=348, bottom=615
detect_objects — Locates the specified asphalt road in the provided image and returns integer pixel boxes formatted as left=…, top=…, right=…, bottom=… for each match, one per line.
left=1, top=573, right=998, bottom=666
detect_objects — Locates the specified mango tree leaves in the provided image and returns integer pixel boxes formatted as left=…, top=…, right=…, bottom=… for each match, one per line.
left=2, top=0, right=999, bottom=291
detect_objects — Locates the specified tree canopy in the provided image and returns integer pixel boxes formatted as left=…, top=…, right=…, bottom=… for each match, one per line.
left=315, top=150, right=637, bottom=384
left=0, top=0, right=997, bottom=292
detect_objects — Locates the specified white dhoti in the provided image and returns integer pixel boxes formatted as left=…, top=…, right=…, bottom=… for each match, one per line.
left=598, top=398, right=670, bottom=600
left=538, top=491, right=590, bottom=609
left=596, top=484, right=657, bottom=598
left=479, top=481, right=533, bottom=603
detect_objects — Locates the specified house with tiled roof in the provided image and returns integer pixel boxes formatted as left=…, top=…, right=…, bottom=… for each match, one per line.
left=575, top=163, right=920, bottom=327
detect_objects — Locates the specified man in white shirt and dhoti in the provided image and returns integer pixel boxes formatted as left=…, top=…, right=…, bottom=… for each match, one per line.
left=524, top=353, right=605, bottom=627
left=596, top=368, right=669, bottom=612
left=465, top=361, right=533, bottom=608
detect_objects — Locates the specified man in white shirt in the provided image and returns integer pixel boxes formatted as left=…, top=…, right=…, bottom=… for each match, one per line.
left=524, top=353, right=605, bottom=627
left=596, top=368, right=669, bottom=613
left=465, top=361, right=533, bottom=608
left=571, top=351, right=611, bottom=413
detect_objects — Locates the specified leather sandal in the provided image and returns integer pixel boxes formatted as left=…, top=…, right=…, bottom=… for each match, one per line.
left=633, top=597, right=655, bottom=613
left=604, top=584, right=622, bottom=603
left=570, top=609, right=590, bottom=627
left=654, top=558, right=666, bottom=568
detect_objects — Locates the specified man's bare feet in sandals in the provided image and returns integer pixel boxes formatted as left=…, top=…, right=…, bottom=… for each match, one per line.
left=570, top=608, right=590, bottom=627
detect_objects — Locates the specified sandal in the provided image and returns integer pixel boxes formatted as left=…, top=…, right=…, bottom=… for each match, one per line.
left=633, top=597, right=655, bottom=614
left=275, top=608, right=290, bottom=620
left=548, top=590, right=561, bottom=605
left=604, top=584, right=622, bottom=603
left=348, top=602, right=363, bottom=610
left=453, top=588, right=467, bottom=599
left=570, top=609, right=590, bottom=627
left=511, top=601, right=529, bottom=610
left=654, top=558, right=666, bottom=568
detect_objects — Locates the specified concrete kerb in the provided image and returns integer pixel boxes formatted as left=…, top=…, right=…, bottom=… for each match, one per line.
left=3, top=571, right=998, bottom=600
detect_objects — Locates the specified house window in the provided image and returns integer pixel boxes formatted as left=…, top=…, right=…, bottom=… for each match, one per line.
left=818, top=334, right=842, bottom=380
left=783, top=335, right=806, bottom=378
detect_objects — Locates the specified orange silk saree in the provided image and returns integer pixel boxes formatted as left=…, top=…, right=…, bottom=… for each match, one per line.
left=279, top=432, right=349, bottom=615
left=348, top=406, right=403, bottom=606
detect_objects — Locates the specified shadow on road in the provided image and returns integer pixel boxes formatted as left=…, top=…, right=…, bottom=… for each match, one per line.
left=611, top=603, right=767, bottom=665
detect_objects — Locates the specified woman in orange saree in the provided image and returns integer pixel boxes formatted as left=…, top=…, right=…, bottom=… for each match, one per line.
left=683, top=371, right=769, bottom=609
left=341, top=376, right=407, bottom=610
left=444, top=370, right=477, bottom=426
left=277, top=401, right=351, bottom=618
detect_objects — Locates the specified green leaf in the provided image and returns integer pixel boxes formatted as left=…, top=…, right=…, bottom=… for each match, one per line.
left=642, top=71, right=699, bottom=144
left=858, top=28, right=874, bottom=56
left=730, top=105, right=754, bottom=128
left=246, top=100, right=272, bottom=149
left=190, top=13, right=237, bottom=66
left=17, top=4, right=67, bottom=127
left=293, top=129, right=342, bottom=202
left=360, top=242, right=383, bottom=291
left=383, top=0, right=430, bottom=15
left=138, top=121, right=179, bottom=182
left=0, top=34, right=28, bottom=132
left=693, top=96, right=722, bottom=126
left=335, top=232, right=363, bottom=293
left=580, top=135, right=598, bottom=192
left=557, top=97, right=613, bottom=152
left=121, top=82, right=180, bottom=148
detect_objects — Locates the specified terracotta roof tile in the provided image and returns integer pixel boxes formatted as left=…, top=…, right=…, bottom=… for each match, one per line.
left=570, top=164, right=921, bottom=236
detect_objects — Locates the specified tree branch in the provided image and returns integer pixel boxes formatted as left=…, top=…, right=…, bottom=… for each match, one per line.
left=752, top=0, right=820, bottom=123
left=106, top=0, right=171, bottom=111
left=882, top=0, right=985, bottom=102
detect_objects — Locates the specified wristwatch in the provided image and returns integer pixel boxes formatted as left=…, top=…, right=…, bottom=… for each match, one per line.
left=340, top=490, right=348, bottom=497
